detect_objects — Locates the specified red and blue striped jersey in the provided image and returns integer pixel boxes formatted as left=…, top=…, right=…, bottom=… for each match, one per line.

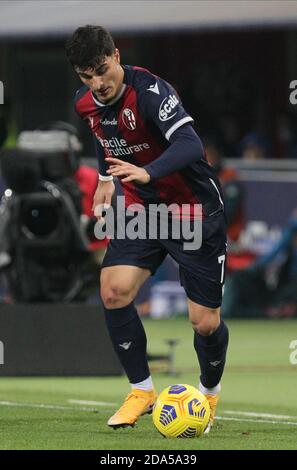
left=74, top=65, right=224, bottom=216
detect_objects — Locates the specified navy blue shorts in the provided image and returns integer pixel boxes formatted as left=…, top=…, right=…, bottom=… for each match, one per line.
left=101, top=211, right=227, bottom=308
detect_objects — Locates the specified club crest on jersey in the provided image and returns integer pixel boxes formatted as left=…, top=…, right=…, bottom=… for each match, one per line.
left=122, top=108, right=136, bottom=131
left=159, top=94, right=179, bottom=121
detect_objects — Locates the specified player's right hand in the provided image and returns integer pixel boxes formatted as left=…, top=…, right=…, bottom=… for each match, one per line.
left=92, top=179, right=115, bottom=221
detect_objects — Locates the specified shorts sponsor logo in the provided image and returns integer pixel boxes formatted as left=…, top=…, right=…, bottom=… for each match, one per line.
left=159, top=94, right=179, bottom=121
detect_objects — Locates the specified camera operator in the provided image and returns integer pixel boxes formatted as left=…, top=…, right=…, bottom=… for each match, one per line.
left=38, top=121, right=109, bottom=264
left=0, top=121, right=105, bottom=302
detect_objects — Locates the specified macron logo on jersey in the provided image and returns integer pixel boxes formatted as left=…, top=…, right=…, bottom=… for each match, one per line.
left=147, top=82, right=160, bottom=95
left=159, top=94, right=179, bottom=121
left=119, top=342, right=132, bottom=350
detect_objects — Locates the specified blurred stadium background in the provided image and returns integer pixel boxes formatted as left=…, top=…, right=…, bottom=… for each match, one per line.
left=0, top=0, right=297, bottom=450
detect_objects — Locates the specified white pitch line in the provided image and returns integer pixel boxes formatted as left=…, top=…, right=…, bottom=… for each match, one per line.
left=0, top=400, right=100, bottom=413
left=224, top=410, right=297, bottom=421
left=68, top=399, right=117, bottom=407
left=217, top=416, right=297, bottom=426
left=1, top=401, right=296, bottom=427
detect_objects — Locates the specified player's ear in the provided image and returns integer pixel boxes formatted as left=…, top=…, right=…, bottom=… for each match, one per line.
left=114, top=48, right=120, bottom=64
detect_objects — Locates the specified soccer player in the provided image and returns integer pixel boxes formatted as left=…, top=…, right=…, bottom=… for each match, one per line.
left=66, top=25, right=229, bottom=431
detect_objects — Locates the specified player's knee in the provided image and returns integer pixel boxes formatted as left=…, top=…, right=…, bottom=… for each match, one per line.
left=100, top=281, right=134, bottom=309
left=191, top=310, right=220, bottom=336
left=192, top=318, right=218, bottom=336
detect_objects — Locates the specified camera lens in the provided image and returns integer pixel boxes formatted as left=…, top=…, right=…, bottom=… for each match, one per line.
left=21, top=203, right=59, bottom=237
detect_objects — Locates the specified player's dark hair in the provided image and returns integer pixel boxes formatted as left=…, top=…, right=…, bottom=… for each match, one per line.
left=65, top=25, right=116, bottom=70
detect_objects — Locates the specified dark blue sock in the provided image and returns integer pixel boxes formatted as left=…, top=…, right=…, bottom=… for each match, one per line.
left=194, top=320, right=229, bottom=388
left=103, top=302, right=150, bottom=384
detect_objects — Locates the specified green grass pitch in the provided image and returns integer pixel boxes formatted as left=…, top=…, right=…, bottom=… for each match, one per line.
left=0, top=318, right=297, bottom=450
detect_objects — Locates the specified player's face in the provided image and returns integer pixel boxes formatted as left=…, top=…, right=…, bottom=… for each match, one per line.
left=75, top=49, right=124, bottom=103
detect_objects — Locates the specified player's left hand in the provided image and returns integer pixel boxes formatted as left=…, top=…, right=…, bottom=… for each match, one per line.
left=106, top=157, right=151, bottom=184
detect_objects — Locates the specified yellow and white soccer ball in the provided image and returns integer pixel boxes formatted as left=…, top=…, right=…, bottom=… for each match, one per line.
left=152, top=384, right=210, bottom=438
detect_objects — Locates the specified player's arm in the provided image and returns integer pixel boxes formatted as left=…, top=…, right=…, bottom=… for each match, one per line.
left=140, top=77, right=205, bottom=180
left=105, top=158, right=150, bottom=184
left=74, top=94, right=115, bottom=217
left=92, top=137, right=115, bottom=220
left=143, top=123, right=203, bottom=180
left=106, top=122, right=203, bottom=183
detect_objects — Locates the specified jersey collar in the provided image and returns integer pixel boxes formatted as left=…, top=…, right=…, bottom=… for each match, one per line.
left=92, top=83, right=126, bottom=107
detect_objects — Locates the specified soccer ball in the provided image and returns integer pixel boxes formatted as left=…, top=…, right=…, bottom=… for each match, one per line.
left=152, top=384, right=210, bottom=438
